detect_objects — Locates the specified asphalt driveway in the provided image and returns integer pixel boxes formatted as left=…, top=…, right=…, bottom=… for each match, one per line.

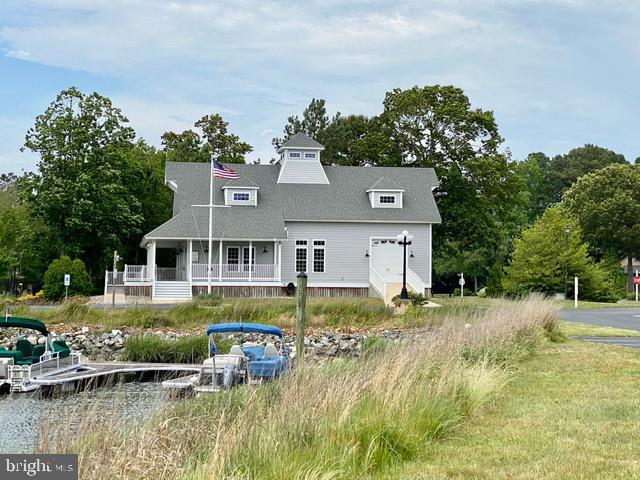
left=561, top=308, right=640, bottom=331
left=562, top=307, right=640, bottom=348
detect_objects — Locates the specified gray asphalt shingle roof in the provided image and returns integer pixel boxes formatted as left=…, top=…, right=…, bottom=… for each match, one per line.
left=279, top=132, right=325, bottom=150
left=144, top=162, right=440, bottom=241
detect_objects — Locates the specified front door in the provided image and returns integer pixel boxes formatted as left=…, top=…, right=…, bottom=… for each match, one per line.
left=371, top=239, right=403, bottom=281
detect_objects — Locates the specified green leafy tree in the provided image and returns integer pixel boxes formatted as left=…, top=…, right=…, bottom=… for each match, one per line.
left=504, top=207, right=619, bottom=301
left=43, top=256, right=93, bottom=300
left=162, top=114, right=252, bottom=164
left=563, top=163, right=640, bottom=290
left=22, top=87, right=144, bottom=280
left=546, top=144, right=627, bottom=203
left=272, top=98, right=332, bottom=150
left=517, top=152, right=553, bottom=222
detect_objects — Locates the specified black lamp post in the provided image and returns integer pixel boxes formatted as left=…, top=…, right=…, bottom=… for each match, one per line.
left=564, top=225, right=571, bottom=300
left=396, top=230, right=414, bottom=299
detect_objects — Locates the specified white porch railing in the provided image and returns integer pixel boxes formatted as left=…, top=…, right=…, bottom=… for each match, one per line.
left=406, top=268, right=425, bottom=294
left=191, top=264, right=278, bottom=281
left=105, top=271, right=124, bottom=286
left=369, top=267, right=386, bottom=299
left=124, top=265, right=152, bottom=283
left=156, top=267, right=179, bottom=281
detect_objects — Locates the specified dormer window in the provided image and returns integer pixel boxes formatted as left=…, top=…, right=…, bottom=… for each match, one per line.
left=223, top=186, right=258, bottom=206
left=304, top=152, right=316, bottom=159
left=366, top=188, right=404, bottom=209
left=233, top=192, right=250, bottom=201
left=289, top=151, right=301, bottom=158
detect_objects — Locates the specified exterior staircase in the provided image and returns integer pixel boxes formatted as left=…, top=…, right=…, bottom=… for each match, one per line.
left=154, top=281, right=192, bottom=301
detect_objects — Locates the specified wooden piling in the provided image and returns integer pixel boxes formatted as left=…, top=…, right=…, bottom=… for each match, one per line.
left=295, top=272, right=308, bottom=368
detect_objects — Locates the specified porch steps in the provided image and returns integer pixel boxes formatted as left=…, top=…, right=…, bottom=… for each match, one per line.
left=154, top=281, right=192, bottom=300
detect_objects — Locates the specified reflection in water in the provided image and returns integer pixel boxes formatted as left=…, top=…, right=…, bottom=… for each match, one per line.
left=0, top=383, right=172, bottom=453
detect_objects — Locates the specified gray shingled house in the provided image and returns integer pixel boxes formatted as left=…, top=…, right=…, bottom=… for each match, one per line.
left=123, top=133, right=441, bottom=300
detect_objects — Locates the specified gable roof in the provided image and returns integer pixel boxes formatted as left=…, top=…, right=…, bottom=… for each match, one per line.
left=144, top=162, right=440, bottom=242
left=278, top=132, right=324, bottom=151
left=367, top=176, right=405, bottom=191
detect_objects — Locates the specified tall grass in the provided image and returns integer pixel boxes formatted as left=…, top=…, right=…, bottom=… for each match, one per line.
left=41, top=298, right=559, bottom=479
left=120, top=334, right=232, bottom=364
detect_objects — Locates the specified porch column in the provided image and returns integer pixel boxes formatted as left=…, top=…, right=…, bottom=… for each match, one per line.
left=187, top=240, right=192, bottom=291
left=278, top=242, right=282, bottom=281
left=147, top=240, right=156, bottom=298
left=274, top=240, right=277, bottom=280
left=249, top=240, right=253, bottom=282
left=219, top=240, right=223, bottom=281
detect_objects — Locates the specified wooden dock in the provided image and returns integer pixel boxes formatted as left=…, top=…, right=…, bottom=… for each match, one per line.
left=30, top=361, right=202, bottom=386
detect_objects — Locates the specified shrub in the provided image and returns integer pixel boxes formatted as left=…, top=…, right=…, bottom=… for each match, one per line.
left=391, top=290, right=430, bottom=306
left=43, top=256, right=93, bottom=301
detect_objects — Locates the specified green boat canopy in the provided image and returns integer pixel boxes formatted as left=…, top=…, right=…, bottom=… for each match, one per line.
left=0, top=316, right=48, bottom=335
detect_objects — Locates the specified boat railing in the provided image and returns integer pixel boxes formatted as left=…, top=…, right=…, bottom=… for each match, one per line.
left=29, top=351, right=82, bottom=378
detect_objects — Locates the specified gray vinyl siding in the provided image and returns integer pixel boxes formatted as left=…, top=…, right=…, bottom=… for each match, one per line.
left=277, top=154, right=329, bottom=184
left=281, top=222, right=432, bottom=287
left=371, top=191, right=403, bottom=208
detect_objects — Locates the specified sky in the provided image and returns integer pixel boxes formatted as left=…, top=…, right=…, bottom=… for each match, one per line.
left=0, top=0, right=639, bottom=173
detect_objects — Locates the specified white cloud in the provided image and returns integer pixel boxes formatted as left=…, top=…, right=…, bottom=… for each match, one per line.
left=0, top=0, right=639, bottom=165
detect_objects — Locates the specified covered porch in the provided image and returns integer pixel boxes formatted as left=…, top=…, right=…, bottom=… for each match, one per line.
left=125, top=238, right=283, bottom=284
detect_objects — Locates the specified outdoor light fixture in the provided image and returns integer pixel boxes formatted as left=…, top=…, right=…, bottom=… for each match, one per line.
left=263, top=246, right=268, bottom=254
left=177, top=248, right=184, bottom=255
left=409, top=251, right=415, bottom=258
left=365, top=250, right=370, bottom=257
left=397, top=231, right=414, bottom=299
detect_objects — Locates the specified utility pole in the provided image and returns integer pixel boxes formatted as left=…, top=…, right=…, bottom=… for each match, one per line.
left=295, top=272, right=308, bottom=369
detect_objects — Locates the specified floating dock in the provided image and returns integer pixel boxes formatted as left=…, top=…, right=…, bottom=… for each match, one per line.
left=29, top=361, right=202, bottom=386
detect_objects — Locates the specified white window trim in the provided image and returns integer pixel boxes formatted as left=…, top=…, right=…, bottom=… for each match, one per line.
left=379, top=195, right=396, bottom=204
left=242, top=246, right=256, bottom=271
left=226, top=246, right=240, bottom=266
left=233, top=192, right=250, bottom=201
left=289, top=151, right=302, bottom=158
left=368, top=191, right=403, bottom=208
left=295, top=240, right=308, bottom=273
left=312, top=239, right=326, bottom=273
left=304, top=152, right=317, bottom=159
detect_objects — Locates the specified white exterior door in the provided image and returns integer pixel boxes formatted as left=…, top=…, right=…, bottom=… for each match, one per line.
left=371, top=239, right=403, bottom=281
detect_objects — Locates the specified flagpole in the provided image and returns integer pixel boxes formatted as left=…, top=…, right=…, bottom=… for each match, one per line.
left=207, top=154, right=214, bottom=294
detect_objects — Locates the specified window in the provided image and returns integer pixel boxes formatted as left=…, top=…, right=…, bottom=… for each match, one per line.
left=313, top=240, right=325, bottom=273
left=233, top=192, right=250, bottom=201
left=192, top=251, right=199, bottom=263
left=304, top=152, right=316, bottom=159
left=227, top=247, right=239, bottom=270
left=243, top=247, right=255, bottom=271
left=379, top=195, right=396, bottom=204
left=289, top=151, right=301, bottom=158
left=295, top=240, right=308, bottom=272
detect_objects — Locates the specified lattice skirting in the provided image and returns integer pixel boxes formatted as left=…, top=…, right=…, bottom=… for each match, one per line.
left=191, top=285, right=371, bottom=298
left=124, top=285, right=152, bottom=297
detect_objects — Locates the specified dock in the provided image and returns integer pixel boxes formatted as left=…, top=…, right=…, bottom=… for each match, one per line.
left=29, top=361, right=202, bottom=386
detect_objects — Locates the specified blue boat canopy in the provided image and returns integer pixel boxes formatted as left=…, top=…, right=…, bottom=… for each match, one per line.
left=206, top=322, right=283, bottom=337
left=0, top=316, right=48, bottom=335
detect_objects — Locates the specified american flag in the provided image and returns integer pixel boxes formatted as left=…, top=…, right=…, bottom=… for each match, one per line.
left=212, top=159, right=239, bottom=179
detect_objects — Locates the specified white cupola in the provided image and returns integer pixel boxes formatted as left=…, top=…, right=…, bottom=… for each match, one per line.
left=276, top=132, right=329, bottom=184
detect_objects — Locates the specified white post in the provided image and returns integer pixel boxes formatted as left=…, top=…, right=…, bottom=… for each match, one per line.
left=187, top=240, right=193, bottom=296
left=274, top=240, right=277, bottom=280
left=248, top=240, right=253, bottom=281
left=207, top=156, right=214, bottom=294
left=278, top=242, right=282, bottom=281
left=636, top=270, right=638, bottom=302
left=574, top=276, right=578, bottom=308
left=219, top=240, right=223, bottom=281
left=460, top=272, right=464, bottom=298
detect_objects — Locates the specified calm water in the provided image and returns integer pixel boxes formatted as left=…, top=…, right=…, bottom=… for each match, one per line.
left=0, top=383, right=172, bottom=453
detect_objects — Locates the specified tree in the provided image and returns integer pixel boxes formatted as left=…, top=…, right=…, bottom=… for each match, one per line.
left=517, top=152, right=553, bottom=222
left=43, top=256, right=92, bottom=300
left=504, top=207, right=619, bottom=302
left=272, top=98, right=332, bottom=150
left=162, top=114, right=252, bottom=164
left=563, top=163, right=640, bottom=291
left=546, top=144, right=627, bottom=203
left=22, top=87, right=144, bottom=280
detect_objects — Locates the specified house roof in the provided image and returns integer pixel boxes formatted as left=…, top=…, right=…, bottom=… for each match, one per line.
left=143, top=162, right=440, bottom=242
left=278, top=132, right=325, bottom=151
left=367, top=176, right=405, bottom=191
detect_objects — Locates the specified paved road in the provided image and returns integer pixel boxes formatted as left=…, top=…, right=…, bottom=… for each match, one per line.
left=561, top=308, right=640, bottom=331
left=575, top=337, right=640, bottom=349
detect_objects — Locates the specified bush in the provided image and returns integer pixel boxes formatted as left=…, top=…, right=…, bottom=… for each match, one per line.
left=43, top=256, right=93, bottom=301
left=391, top=290, right=430, bottom=306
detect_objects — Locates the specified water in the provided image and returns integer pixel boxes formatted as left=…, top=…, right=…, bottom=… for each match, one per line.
left=0, top=383, right=173, bottom=453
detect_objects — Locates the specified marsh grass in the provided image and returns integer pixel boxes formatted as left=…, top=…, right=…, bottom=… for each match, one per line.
left=120, top=334, right=232, bottom=364
left=40, top=298, right=559, bottom=479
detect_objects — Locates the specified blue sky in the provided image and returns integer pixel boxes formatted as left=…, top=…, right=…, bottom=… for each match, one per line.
left=1, top=0, right=638, bottom=173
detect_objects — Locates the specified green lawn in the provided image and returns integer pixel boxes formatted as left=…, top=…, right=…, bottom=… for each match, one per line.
left=560, top=299, right=640, bottom=309
left=560, top=320, right=640, bottom=338
left=382, top=340, right=640, bottom=479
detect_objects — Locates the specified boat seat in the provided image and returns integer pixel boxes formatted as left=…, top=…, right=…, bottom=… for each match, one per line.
left=31, top=345, right=46, bottom=363
left=0, top=351, right=24, bottom=361
left=52, top=340, right=70, bottom=359
left=16, top=339, right=33, bottom=358
left=229, top=345, right=244, bottom=357
left=263, top=343, right=278, bottom=358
